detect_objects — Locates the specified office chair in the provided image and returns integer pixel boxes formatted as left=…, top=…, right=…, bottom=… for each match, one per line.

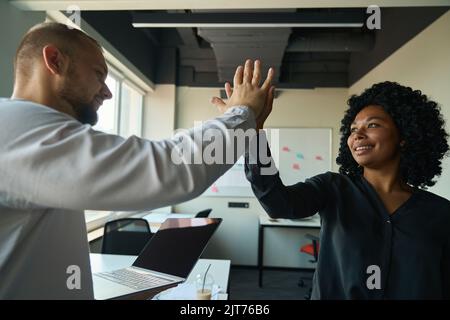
left=101, top=218, right=153, bottom=255
left=195, top=208, right=212, bottom=218
left=298, top=234, right=320, bottom=300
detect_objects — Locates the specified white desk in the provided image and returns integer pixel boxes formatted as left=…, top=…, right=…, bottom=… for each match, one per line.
left=90, top=253, right=230, bottom=300
left=258, top=215, right=321, bottom=287
left=259, top=215, right=321, bottom=228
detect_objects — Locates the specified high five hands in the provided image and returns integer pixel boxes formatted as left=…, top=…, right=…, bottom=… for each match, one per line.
left=211, top=59, right=275, bottom=131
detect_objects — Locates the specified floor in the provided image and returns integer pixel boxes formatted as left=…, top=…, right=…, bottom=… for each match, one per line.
left=228, top=267, right=314, bottom=300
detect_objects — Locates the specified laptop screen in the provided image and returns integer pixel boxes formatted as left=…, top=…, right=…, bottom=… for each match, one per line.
left=132, top=218, right=222, bottom=278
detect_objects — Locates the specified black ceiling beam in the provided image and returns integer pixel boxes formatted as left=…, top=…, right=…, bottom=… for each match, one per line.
left=132, top=11, right=366, bottom=28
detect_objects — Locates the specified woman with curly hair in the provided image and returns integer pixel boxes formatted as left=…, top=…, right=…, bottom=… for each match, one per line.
left=244, top=81, right=450, bottom=299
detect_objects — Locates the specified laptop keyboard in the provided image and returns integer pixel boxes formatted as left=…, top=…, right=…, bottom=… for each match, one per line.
left=96, top=268, right=173, bottom=290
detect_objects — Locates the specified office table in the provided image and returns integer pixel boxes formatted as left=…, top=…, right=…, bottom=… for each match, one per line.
left=90, top=253, right=230, bottom=300
left=258, top=215, right=321, bottom=287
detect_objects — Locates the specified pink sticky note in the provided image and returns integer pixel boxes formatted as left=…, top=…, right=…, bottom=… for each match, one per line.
left=282, top=146, right=290, bottom=152
left=315, top=155, right=323, bottom=161
left=292, top=163, right=300, bottom=170
left=211, top=185, right=219, bottom=193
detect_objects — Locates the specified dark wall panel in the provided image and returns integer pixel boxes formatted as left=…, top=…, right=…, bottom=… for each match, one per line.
left=82, top=11, right=157, bottom=82
left=349, top=7, right=449, bottom=86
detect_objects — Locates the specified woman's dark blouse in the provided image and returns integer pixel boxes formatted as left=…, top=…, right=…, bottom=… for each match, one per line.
left=245, top=136, right=450, bottom=300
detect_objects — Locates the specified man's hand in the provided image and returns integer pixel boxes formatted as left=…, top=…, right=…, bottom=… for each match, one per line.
left=211, top=59, right=274, bottom=125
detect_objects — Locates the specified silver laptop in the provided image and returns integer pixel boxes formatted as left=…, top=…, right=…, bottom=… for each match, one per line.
left=93, top=218, right=222, bottom=300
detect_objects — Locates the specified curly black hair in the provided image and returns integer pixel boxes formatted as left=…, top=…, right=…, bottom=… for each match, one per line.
left=336, top=81, right=449, bottom=189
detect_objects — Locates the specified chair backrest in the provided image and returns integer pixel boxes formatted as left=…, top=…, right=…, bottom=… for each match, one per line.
left=101, top=218, right=153, bottom=255
left=195, top=208, right=212, bottom=218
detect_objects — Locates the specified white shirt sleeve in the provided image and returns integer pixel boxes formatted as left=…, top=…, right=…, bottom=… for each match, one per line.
left=0, top=102, right=256, bottom=211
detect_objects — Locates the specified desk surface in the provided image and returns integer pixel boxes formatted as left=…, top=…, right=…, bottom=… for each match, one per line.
left=89, top=253, right=230, bottom=298
left=259, top=214, right=321, bottom=227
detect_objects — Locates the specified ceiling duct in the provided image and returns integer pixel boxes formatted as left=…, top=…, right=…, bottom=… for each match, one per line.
left=197, top=27, right=291, bottom=83
left=286, top=33, right=375, bottom=52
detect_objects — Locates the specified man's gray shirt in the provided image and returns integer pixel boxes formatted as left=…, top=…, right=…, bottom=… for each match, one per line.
left=0, top=98, right=255, bottom=299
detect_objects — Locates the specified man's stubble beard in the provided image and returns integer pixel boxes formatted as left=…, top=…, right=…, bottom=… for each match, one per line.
left=58, top=63, right=98, bottom=126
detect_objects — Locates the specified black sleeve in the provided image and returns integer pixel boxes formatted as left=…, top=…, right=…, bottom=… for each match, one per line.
left=245, top=132, right=331, bottom=219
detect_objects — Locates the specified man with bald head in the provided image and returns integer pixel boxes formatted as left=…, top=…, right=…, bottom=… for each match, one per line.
left=13, top=23, right=112, bottom=125
left=0, top=22, right=275, bottom=299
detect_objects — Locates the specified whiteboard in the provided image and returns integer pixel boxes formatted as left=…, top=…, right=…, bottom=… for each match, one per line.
left=202, top=128, right=332, bottom=197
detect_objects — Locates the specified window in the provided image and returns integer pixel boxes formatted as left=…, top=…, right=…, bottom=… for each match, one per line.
left=119, top=82, right=143, bottom=138
left=87, top=70, right=145, bottom=235
left=94, top=74, right=119, bottom=134
left=93, top=72, right=144, bottom=138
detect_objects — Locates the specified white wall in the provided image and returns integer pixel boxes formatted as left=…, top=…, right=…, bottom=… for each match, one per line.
left=349, top=11, right=450, bottom=200
left=0, top=1, right=45, bottom=96
left=176, top=87, right=348, bottom=171
left=174, top=86, right=348, bottom=267
left=141, top=84, right=177, bottom=213
left=143, top=84, right=176, bottom=141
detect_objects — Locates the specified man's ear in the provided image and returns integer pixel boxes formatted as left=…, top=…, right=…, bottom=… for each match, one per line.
left=42, top=45, right=67, bottom=75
